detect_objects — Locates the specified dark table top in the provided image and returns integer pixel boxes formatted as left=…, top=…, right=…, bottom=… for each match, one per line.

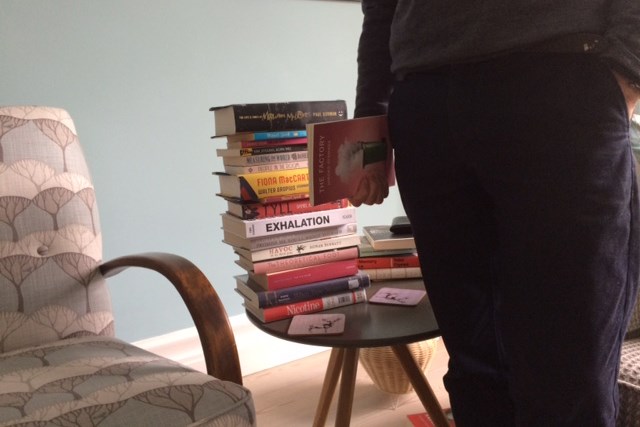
left=246, top=279, right=441, bottom=348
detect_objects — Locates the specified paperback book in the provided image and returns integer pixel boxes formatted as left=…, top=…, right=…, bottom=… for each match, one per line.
left=307, top=115, right=394, bottom=205
left=216, top=144, right=307, bottom=158
left=222, top=160, right=309, bottom=176
left=215, top=167, right=309, bottom=202
left=226, top=197, right=348, bottom=220
left=236, top=246, right=359, bottom=274
left=221, top=206, right=356, bottom=239
left=223, top=223, right=358, bottom=252
left=221, top=150, right=308, bottom=167
left=233, top=233, right=361, bottom=262
left=224, top=137, right=307, bottom=149
left=360, top=267, right=422, bottom=281
left=357, top=235, right=417, bottom=258
left=211, top=100, right=348, bottom=136
left=248, top=258, right=359, bottom=291
left=235, top=271, right=370, bottom=308
left=244, top=288, right=367, bottom=323
left=356, top=253, right=420, bottom=269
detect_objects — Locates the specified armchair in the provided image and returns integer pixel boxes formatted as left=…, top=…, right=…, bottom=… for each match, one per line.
left=0, top=106, right=255, bottom=426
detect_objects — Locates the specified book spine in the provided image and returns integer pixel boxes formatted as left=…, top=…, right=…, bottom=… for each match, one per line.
left=222, top=151, right=308, bottom=167
left=251, top=246, right=359, bottom=274
left=216, top=167, right=309, bottom=202
left=223, top=161, right=309, bottom=176
left=213, top=100, right=348, bottom=135
left=228, top=197, right=348, bottom=220
left=223, top=206, right=357, bottom=238
left=216, top=144, right=307, bottom=157
left=253, top=258, right=359, bottom=290
left=236, top=233, right=361, bottom=262
left=224, top=130, right=308, bottom=142
left=256, top=288, right=367, bottom=322
left=224, top=223, right=357, bottom=251
left=356, top=255, right=421, bottom=269
left=225, top=138, right=308, bottom=149
left=361, top=267, right=423, bottom=281
left=256, top=273, right=370, bottom=307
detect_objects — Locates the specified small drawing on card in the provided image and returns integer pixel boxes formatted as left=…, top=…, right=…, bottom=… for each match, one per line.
left=287, top=313, right=346, bottom=336
left=369, top=287, right=427, bottom=306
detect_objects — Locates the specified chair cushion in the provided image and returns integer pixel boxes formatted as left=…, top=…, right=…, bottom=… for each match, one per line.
left=0, top=336, right=255, bottom=426
left=619, top=338, right=640, bottom=426
left=0, top=106, right=114, bottom=353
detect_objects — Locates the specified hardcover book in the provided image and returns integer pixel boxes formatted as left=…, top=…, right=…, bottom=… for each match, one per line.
left=223, top=223, right=358, bottom=251
left=307, top=115, right=394, bottom=205
left=362, top=225, right=416, bottom=251
left=232, top=233, right=361, bottom=262
left=215, top=167, right=309, bottom=202
left=360, top=267, right=422, bottom=281
left=248, top=258, right=359, bottom=291
left=235, top=271, right=370, bottom=308
left=244, top=288, right=367, bottom=323
left=221, top=206, right=356, bottom=239
left=210, top=100, right=348, bottom=136
left=236, top=246, right=359, bottom=274
left=226, top=197, right=348, bottom=220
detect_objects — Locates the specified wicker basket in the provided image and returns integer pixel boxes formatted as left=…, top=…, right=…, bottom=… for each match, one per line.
left=359, top=338, right=439, bottom=394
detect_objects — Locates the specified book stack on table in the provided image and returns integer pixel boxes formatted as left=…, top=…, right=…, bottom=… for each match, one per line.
left=358, top=223, right=422, bottom=280
left=210, top=100, right=368, bottom=323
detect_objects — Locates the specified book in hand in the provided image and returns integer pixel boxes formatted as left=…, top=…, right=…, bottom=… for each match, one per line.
left=221, top=206, right=356, bottom=239
left=307, top=115, right=394, bottom=205
left=233, top=233, right=361, bottom=262
left=244, top=287, right=367, bottom=323
left=248, top=258, right=359, bottom=291
left=287, top=313, right=346, bottom=336
left=369, top=287, right=427, bottom=306
left=236, top=246, right=359, bottom=274
left=235, top=271, right=370, bottom=308
left=210, top=100, right=348, bottom=137
left=363, top=225, right=416, bottom=251
left=215, top=167, right=309, bottom=202
left=226, top=197, right=349, bottom=220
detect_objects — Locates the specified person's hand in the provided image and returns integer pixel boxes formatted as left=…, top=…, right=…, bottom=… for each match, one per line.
left=611, top=69, right=640, bottom=119
left=349, top=168, right=389, bottom=207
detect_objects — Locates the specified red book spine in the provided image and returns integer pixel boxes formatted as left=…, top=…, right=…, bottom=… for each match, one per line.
left=259, top=289, right=366, bottom=322
left=251, top=258, right=359, bottom=290
left=252, top=246, right=359, bottom=274
left=357, top=255, right=421, bottom=269
left=232, top=198, right=349, bottom=220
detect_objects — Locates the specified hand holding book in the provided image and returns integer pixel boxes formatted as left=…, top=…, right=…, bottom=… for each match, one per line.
left=349, top=166, right=390, bottom=206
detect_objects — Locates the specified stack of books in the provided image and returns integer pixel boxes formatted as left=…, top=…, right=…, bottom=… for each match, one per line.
left=211, top=100, right=368, bottom=322
left=358, top=224, right=422, bottom=280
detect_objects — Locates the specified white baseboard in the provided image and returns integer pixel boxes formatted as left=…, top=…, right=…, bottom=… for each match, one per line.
left=133, top=313, right=327, bottom=376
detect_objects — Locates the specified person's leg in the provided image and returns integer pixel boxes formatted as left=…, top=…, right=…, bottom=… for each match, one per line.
left=391, top=53, right=639, bottom=426
left=463, top=53, right=639, bottom=426
left=389, top=72, right=515, bottom=426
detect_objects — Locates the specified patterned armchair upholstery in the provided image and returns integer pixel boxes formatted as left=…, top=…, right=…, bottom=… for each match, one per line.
left=0, top=106, right=255, bottom=426
left=619, top=110, right=640, bottom=426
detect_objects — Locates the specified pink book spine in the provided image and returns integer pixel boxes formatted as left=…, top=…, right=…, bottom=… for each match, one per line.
left=252, top=246, right=359, bottom=274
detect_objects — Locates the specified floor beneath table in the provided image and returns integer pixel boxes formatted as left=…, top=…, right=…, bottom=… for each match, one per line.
left=243, top=338, right=451, bottom=426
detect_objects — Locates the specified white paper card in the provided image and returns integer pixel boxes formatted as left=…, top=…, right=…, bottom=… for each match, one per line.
left=369, top=287, right=427, bottom=306
left=287, top=313, right=346, bottom=336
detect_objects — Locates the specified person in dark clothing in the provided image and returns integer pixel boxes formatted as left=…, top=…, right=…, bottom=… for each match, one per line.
left=353, top=1, right=640, bottom=425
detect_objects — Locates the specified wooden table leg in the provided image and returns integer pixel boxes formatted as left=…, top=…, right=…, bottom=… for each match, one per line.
left=335, top=348, right=359, bottom=427
left=391, top=344, right=449, bottom=427
left=313, top=348, right=345, bottom=427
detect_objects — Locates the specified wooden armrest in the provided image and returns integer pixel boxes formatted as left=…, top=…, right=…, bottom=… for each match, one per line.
left=100, top=252, right=243, bottom=385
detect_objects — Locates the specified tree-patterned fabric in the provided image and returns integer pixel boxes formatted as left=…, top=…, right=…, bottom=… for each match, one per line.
left=0, top=106, right=255, bottom=426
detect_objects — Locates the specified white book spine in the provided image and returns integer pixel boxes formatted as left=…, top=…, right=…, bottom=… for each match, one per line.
left=224, top=223, right=358, bottom=251
left=237, top=234, right=361, bottom=262
left=223, top=206, right=356, bottom=238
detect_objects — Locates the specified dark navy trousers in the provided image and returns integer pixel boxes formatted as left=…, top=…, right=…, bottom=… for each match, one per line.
left=389, top=53, right=639, bottom=426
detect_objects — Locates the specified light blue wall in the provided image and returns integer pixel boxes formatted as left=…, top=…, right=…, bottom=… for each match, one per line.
left=0, top=0, right=406, bottom=342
